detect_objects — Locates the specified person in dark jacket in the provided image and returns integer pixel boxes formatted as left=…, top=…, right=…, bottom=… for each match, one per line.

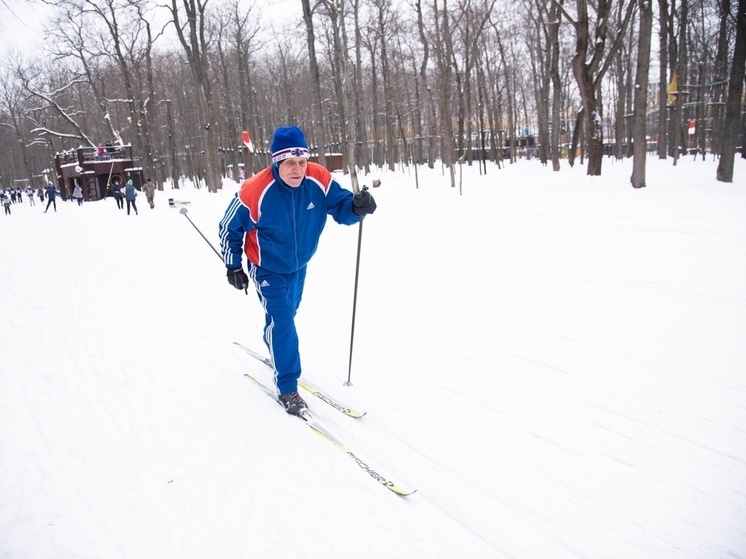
left=44, top=183, right=57, bottom=213
left=108, top=183, right=124, bottom=209
left=218, top=126, right=376, bottom=416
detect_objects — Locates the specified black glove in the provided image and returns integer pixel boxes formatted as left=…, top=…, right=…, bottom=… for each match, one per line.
left=352, top=189, right=377, bottom=216
left=226, top=267, right=249, bottom=290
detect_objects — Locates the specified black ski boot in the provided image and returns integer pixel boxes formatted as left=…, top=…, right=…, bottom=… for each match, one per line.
left=278, top=391, right=308, bottom=416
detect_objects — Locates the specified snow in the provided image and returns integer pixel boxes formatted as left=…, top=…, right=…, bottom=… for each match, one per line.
left=1, top=156, right=745, bottom=558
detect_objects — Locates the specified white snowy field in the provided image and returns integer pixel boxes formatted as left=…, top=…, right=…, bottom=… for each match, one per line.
left=1, top=155, right=745, bottom=558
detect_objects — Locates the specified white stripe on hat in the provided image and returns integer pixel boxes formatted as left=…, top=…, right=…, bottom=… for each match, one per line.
left=272, top=147, right=310, bottom=164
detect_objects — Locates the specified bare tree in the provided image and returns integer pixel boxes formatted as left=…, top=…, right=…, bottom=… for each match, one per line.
left=168, top=0, right=222, bottom=192
left=352, top=0, right=370, bottom=174
left=412, top=0, right=439, bottom=168
left=716, top=0, right=746, bottom=182
left=710, top=0, right=731, bottom=156
left=526, top=0, right=551, bottom=166
left=671, top=0, right=688, bottom=165
left=559, top=0, right=636, bottom=175
left=631, top=0, right=653, bottom=188
left=547, top=0, right=563, bottom=170
left=0, top=67, right=37, bottom=186
left=223, top=0, right=261, bottom=177
left=433, top=0, right=457, bottom=186
left=301, top=0, right=327, bottom=169
left=657, top=0, right=669, bottom=158
left=318, top=0, right=348, bottom=165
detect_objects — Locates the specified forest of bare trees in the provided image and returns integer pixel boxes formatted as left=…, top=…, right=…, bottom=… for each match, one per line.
left=0, top=0, right=743, bottom=193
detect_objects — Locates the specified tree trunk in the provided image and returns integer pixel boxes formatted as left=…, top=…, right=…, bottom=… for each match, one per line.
left=414, top=0, right=438, bottom=169
left=165, top=99, right=181, bottom=189
left=657, top=0, right=669, bottom=159
left=549, top=2, right=562, bottom=171
left=631, top=0, right=653, bottom=188
left=571, top=0, right=604, bottom=176
left=716, top=0, right=746, bottom=182
left=711, top=0, right=731, bottom=156
left=353, top=0, right=370, bottom=174
left=496, top=32, right=516, bottom=163
left=673, top=0, right=688, bottom=165
left=614, top=52, right=627, bottom=159
left=434, top=0, right=457, bottom=185
left=377, top=5, right=396, bottom=172
left=170, top=0, right=222, bottom=192
left=302, top=0, right=326, bottom=169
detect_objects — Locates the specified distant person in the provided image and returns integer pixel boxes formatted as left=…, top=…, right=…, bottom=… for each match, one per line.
left=108, top=183, right=124, bottom=209
left=44, top=182, right=57, bottom=213
left=143, top=178, right=156, bottom=209
left=73, top=183, right=84, bottom=206
left=97, top=144, right=105, bottom=160
left=2, top=192, right=11, bottom=215
left=27, top=187, right=35, bottom=206
left=124, top=179, right=138, bottom=215
left=37, top=186, right=44, bottom=203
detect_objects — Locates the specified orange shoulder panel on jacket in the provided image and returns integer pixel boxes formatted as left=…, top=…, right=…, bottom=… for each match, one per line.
left=305, top=162, right=332, bottom=193
left=238, top=166, right=274, bottom=222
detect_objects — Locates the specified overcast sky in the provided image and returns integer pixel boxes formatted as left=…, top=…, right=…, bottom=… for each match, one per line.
left=0, top=0, right=46, bottom=53
left=0, top=0, right=300, bottom=55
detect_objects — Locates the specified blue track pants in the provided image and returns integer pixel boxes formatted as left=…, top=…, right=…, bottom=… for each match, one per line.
left=250, top=264, right=307, bottom=395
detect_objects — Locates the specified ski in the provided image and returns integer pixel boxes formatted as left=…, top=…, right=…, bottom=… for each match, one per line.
left=233, top=341, right=366, bottom=418
left=243, top=373, right=415, bottom=497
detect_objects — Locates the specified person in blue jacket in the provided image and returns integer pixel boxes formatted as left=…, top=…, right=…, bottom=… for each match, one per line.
left=124, top=179, right=138, bottom=215
left=219, top=125, right=376, bottom=416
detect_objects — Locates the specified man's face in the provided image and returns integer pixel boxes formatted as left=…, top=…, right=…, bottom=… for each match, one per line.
left=278, top=157, right=308, bottom=187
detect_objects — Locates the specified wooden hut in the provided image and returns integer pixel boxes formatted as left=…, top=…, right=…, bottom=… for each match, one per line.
left=54, top=145, right=143, bottom=201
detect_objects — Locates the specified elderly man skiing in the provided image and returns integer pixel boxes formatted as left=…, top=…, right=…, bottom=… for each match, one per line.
left=219, top=125, right=376, bottom=416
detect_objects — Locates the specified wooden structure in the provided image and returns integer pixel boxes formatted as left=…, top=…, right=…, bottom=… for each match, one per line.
left=309, top=153, right=343, bottom=172
left=53, top=145, right=143, bottom=201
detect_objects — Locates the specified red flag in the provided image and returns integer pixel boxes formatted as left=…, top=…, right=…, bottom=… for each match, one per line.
left=242, top=131, right=255, bottom=153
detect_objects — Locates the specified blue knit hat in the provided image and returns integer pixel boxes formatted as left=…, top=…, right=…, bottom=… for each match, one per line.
left=271, top=126, right=310, bottom=164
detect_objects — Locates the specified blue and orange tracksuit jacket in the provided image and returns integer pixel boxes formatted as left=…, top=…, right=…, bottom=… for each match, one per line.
left=219, top=162, right=360, bottom=273
left=219, top=162, right=360, bottom=394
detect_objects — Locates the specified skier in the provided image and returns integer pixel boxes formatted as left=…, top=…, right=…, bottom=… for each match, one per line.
left=2, top=191, right=11, bottom=215
left=218, top=125, right=377, bottom=416
left=44, top=183, right=57, bottom=213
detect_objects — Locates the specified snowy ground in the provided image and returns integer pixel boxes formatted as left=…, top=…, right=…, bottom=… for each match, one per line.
left=1, top=155, right=745, bottom=558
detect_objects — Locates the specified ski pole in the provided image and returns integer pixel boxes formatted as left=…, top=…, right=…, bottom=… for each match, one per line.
left=180, top=207, right=249, bottom=294
left=179, top=207, right=222, bottom=260
left=345, top=187, right=367, bottom=387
